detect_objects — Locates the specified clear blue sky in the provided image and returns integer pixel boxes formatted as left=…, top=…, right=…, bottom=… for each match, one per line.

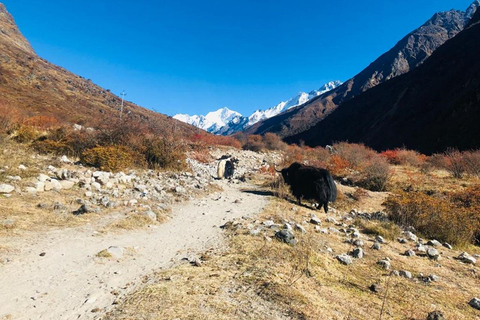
left=2, top=0, right=474, bottom=116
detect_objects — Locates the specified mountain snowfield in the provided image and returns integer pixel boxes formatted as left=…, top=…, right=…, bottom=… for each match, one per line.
left=173, top=80, right=342, bottom=135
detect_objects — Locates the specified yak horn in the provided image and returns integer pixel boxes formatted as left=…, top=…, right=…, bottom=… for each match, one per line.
left=273, top=164, right=282, bottom=172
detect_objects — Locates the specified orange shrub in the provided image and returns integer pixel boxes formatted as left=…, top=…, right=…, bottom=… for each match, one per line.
left=332, top=142, right=377, bottom=169
left=242, top=134, right=265, bottom=152
left=381, top=148, right=425, bottom=166
left=191, top=133, right=242, bottom=149
left=327, top=155, right=350, bottom=177
left=81, top=145, right=137, bottom=172
left=263, top=133, right=287, bottom=151
left=23, top=115, right=59, bottom=129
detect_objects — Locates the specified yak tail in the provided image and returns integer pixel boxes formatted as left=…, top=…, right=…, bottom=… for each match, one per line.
left=326, top=171, right=337, bottom=202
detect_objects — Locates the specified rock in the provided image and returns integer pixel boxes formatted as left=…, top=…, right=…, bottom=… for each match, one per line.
left=25, top=187, right=37, bottom=194
left=143, top=210, right=157, bottom=222
left=60, top=180, right=75, bottom=190
left=0, top=184, right=15, bottom=194
left=404, top=249, right=416, bottom=257
left=428, top=274, right=439, bottom=282
left=37, top=174, right=50, bottom=182
left=34, top=181, right=45, bottom=192
left=91, top=182, right=101, bottom=191
left=134, top=184, right=147, bottom=192
left=457, top=252, right=476, bottom=264
left=353, top=239, right=364, bottom=247
left=427, top=310, right=445, bottom=320
left=427, top=248, right=440, bottom=260
left=294, top=223, right=306, bottom=234
left=399, top=270, right=412, bottom=279
left=375, top=235, right=386, bottom=244
left=377, top=259, right=391, bottom=270
left=53, top=202, right=66, bottom=211
left=60, top=155, right=71, bottom=163
left=6, top=175, right=21, bottom=181
left=469, top=297, right=480, bottom=310
left=328, top=227, right=340, bottom=234
left=351, top=247, right=364, bottom=259
left=310, top=213, right=322, bottom=225
left=283, top=223, right=293, bottom=232
left=326, top=217, right=338, bottom=224
left=416, top=244, right=427, bottom=253
left=44, top=179, right=62, bottom=191
left=275, top=229, right=297, bottom=246
left=336, top=254, right=353, bottom=265
left=73, top=204, right=95, bottom=215
left=403, top=231, right=417, bottom=242
left=99, top=196, right=110, bottom=207
left=262, top=220, right=275, bottom=227
left=85, top=191, right=93, bottom=197
left=372, top=242, right=381, bottom=250
left=174, top=186, right=186, bottom=194
left=443, top=242, right=452, bottom=250
left=107, top=246, right=124, bottom=259
left=391, top=270, right=400, bottom=276
left=369, top=283, right=383, bottom=293
left=18, top=164, right=27, bottom=170
left=56, top=169, right=71, bottom=180
left=427, top=240, right=441, bottom=247
left=397, top=238, right=408, bottom=244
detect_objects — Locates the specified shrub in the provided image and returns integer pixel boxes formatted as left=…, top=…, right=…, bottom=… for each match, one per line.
left=263, top=133, right=287, bottom=151
left=463, top=150, right=480, bottom=177
left=384, top=190, right=479, bottom=245
left=327, top=155, right=350, bottom=177
left=443, top=149, right=466, bottom=178
left=32, top=140, right=74, bottom=156
left=14, top=125, right=42, bottom=143
left=81, top=145, right=136, bottom=172
left=243, top=135, right=265, bottom=152
left=23, top=115, right=59, bottom=129
left=358, top=156, right=390, bottom=191
left=332, top=142, right=377, bottom=169
left=382, top=148, right=425, bottom=167
left=143, top=137, right=187, bottom=171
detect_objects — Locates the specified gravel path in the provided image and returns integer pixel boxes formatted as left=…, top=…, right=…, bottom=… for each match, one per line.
left=0, top=180, right=269, bottom=320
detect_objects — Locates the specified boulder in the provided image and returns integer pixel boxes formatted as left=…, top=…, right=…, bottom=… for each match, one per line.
left=275, top=229, right=297, bottom=246
left=469, top=297, right=480, bottom=310
left=337, top=254, right=353, bottom=265
left=0, top=184, right=15, bottom=194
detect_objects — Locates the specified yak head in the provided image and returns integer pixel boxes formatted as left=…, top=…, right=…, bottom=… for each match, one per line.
left=275, top=162, right=303, bottom=185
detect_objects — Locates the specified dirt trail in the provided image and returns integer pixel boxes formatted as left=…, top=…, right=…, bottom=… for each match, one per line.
left=0, top=181, right=269, bottom=320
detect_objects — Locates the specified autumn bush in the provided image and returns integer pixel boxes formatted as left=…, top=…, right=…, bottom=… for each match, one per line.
left=32, top=140, right=74, bottom=156
left=381, top=148, right=425, bottom=167
left=143, top=137, right=187, bottom=171
left=263, top=133, right=287, bottom=151
left=332, top=142, right=378, bottom=169
left=14, top=125, right=43, bottom=143
left=358, top=156, right=391, bottom=191
left=384, top=189, right=480, bottom=245
left=23, top=115, right=59, bottom=129
left=463, top=150, right=480, bottom=177
left=81, top=145, right=137, bottom=172
left=242, top=134, right=265, bottom=152
left=190, top=133, right=242, bottom=149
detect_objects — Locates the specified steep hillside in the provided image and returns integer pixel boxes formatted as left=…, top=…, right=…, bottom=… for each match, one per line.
left=246, top=2, right=478, bottom=138
left=287, top=9, right=480, bottom=154
left=0, top=3, right=198, bottom=136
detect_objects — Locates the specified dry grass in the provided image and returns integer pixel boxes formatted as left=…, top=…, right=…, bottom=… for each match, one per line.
left=105, top=214, right=155, bottom=231
left=106, top=195, right=480, bottom=320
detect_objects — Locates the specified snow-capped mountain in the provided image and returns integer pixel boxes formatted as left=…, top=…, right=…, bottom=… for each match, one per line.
left=173, top=81, right=341, bottom=135
left=173, top=107, right=241, bottom=133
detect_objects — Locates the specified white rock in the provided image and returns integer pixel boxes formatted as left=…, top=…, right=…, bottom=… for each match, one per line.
left=60, top=180, right=75, bottom=190
left=0, top=184, right=15, bottom=194
left=25, top=187, right=37, bottom=194
left=91, top=182, right=101, bottom=191
left=37, top=174, right=50, bottom=182
left=34, top=182, right=45, bottom=192
left=18, top=164, right=27, bottom=170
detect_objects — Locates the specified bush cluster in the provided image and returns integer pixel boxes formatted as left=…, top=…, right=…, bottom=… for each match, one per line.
left=384, top=189, right=480, bottom=245
left=81, top=145, right=137, bottom=172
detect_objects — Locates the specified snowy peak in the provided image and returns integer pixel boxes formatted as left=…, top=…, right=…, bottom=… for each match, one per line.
left=173, top=81, right=341, bottom=135
left=173, top=107, right=241, bottom=133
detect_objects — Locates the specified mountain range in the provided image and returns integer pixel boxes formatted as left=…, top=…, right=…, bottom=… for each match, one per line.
left=245, top=1, right=480, bottom=141
left=173, top=81, right=341, bottom=135
left=286, top=5, right=480, bottom=154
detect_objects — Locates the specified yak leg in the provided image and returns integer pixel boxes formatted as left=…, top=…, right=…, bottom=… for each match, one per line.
left=323, top=203, right=329, bottom=213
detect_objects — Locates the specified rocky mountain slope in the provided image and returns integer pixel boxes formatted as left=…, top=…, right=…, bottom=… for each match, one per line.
left=0, top=3, right=198, bottom=137
left=246, top=1, right=479, bottom=138
left=287, top=8, right=480, bottom=154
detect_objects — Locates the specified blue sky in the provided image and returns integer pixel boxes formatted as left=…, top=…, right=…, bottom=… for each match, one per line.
left=2, top=0, right=474, bottom=116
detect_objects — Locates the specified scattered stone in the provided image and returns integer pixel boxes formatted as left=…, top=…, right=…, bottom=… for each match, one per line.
left=25, top=187, right=37, bottom=194
left=283, top=223, right=293, bottom=232
left=60, top=180, right=75, bottom=190
left=443, top=243, right=452, bottom=250
left=174, top=186, right=186, bottom=194
left=397, top=238, right=408, bottom=244
left=39, top=252, right=46, bottom=257
left=38, top=174, right=50, bottom=182
left=403, top=231, right=417, bottom=242
left=369, top=283, right=383, bottom=293
left=377, top=259, right=391, bottom=270
left=34, top=181, right=45, bottom=191
left=469, top=298, right=480, bottom=310
left=372, top=242, right=381, bottom=250
left=106, top=246, right=124, bottom=259
left=428, top=274, right=439, bottom=282
left=5, top=175, right=21, bottom=181
left=60, top=155, right=71, bottom=163
left=328, top=227, right=340, bottom=234
left=336, top=254, right=353, bottom=265
left=56, top=169, right=71, bottom=180
left=275, top=229, right=297, bottom=246
left=391, top=270, right=400, bottom=276
left=53, top=202, right=66, bottom=211
left=404, top=249, right=416, bottom=257
left=416, top=244, right=427, bottom=253
left=309, top=213, right=322, bottom=225
left=143, top=210, right=157, bottom=222
left=427, top=248, right=440, bottom=260
left=91, top=182, right=101, bottom=191
left=294, top=223, right=306, bottom=234
left=18, top=164, right=27, bottom=170
left=44, top=179, right=62, bottom=191
left=85, top=191, right=93, bottom=197
left=0, top=184, right=15, bottom=194
left=262, top=220, right=275, bottom=227
left=375, top=235, right=386, bottom=244
left=73, top=204, right=95, bottom=215
left=427, top=240, right=441, bottom=247
left=325, top=217, right=338, bottom=224
left=399, top=270, right=412, bottom=279
left=426, top=310, right=445, bottom=320
left=457, top=252, right=476, bottom=264
left=351, top=248, right=364, bottom=259
left=353, top=239, right=364, bottom=247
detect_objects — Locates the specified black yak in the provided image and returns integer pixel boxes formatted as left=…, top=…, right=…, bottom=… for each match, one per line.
left=275, top=162, right=337, bottom=212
